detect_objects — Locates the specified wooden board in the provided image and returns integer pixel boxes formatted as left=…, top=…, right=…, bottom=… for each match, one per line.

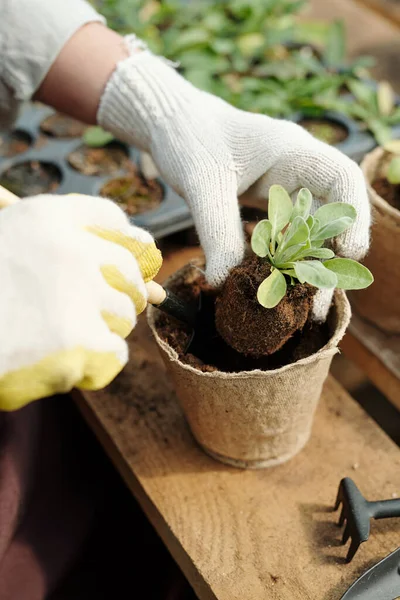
left=341, top=314, right=400, bottom=411
left=75, top=315, right=400, bottom=600
left=356, top=0, right=400, bottom=28
left=308, top=0, right=400, bottom=91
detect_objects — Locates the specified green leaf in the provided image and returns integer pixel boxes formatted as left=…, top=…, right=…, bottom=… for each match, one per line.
left=324, top=258, right=373, bottom=289
left=316, top=217, right=354, bottom=240
left=298, top=247, right=335, bottom=260
left=313, top=202, right=357, bottom=229
left=292, top=188, right=312, bottom=220
left=294, top=260, right=338, bottom=288
left=280, top=216, right=310, bottom=250
left=383, top=140, right=400, bottom=155
left=83, top=126, right=115, bottom=148
left=347, top=79, right=377, bottom=111
left=251, top=220, right=272, bottom=258
left=307, top=215, right=314, bottom=229
left=387, top=156, right=400, bottom=185
left=377, top=81, right=395, bottom=117
left=268, top=184, right=293, bottom=247
left=257, top=269, right=287, bottom=309
left=323, top=20, right=345, bottom=67
left=277, top=243, right=309, bottom=265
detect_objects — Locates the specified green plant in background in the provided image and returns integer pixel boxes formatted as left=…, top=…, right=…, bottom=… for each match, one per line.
left=83, top=126, right=115, bottom=147
left=383, top=139, right=400, bottom=184
left=251, top=185, right=373, bottom=308
left=91, top=0, right=399, bottom=143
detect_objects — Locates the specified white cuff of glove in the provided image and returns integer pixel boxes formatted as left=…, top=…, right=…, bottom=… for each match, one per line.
left=0, top=0, right=105, bottom=129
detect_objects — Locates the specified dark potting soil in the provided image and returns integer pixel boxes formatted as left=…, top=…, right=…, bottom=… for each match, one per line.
left=299, top=118, right=349, bottom=145
left=372, top=177, right=400, bottom=210
left=40, top=113, right=87, bottom=138
left=216, top=256, right=316, bottom=357
left=156, top=260, right=329, bottom=374
left=100, top=169, right=163, bottom=216
left=0, top=130, right=32, bottom=157
left=68, top=143, right=129, bottom=177
left=0, top=161, right=61, bottom=196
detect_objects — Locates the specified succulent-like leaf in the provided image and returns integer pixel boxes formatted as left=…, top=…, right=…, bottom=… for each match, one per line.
left=251, top=220, right=272, bottom=257
left=257, top=269, right=287, bottom=309
left=315, top=216, right=354, bottom=240
left=268, top=185, right=293, bottom=246
left=277, top=243, right=309, bottom=265
left=324, top=258, right=374, bottom=289
left=294, top=260, right=338, bottom=288
left=313, top=202, right=356, bottom=230
left=307, top=215, right=314, bottom=229
left=298, top=247, right=335, bottom=260
left=83, top=126, right=115, bottom=148
left=377, top=81, right=395, bottom=117
left=292, top=188, right=312, bottom=220
left=383, top=140, right=400, bottom=155
left=387, top=156, right=400, bottom=185
left=280, top=216, right=310, bottom=249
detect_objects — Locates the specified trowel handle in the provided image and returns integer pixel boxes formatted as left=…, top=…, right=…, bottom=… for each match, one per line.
left=146, top=280, right=197, bottom=327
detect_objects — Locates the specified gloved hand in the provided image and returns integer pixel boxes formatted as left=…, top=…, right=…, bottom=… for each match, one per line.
left=0, top=193, right=162, bottom=411
left=98, top=35, right=371, bottom=321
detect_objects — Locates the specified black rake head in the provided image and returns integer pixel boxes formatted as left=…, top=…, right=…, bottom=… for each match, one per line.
left=334, top=477, right=400, bottom=562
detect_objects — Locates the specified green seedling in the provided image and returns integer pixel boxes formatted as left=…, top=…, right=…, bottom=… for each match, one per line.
left=383, top=140, right=400, bottom=185
left=251, top=185, right=373, bottom=308
left=83, top=126, right=115, bottom=148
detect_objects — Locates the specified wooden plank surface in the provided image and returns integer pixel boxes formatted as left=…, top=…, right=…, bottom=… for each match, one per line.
left=356, top=0, right=400, bottom=28
left=341, top=314, right=400, bottom=411
left=75, top=309, right=400, bottom=600
left=308, top=0, right=400, bottom=91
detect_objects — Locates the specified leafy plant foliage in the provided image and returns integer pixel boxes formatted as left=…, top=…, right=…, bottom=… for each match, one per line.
left=91, top=0, right=399, bottom=143
left=251, top=185, right=373, bottom=308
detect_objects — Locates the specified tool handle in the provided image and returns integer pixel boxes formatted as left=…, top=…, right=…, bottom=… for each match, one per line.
left=369, top=498, right=400, bottom=519
left=146, top=281, right=196, bottom=327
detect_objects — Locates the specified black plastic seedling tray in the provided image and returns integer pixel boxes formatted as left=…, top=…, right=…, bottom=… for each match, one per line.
left=1, top=101, right=400, bottom=240
left=0, top=104, right=194, bottom=240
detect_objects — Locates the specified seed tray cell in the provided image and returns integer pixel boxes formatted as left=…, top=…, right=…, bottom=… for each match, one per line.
left=0, top=104, right=194, bottom=239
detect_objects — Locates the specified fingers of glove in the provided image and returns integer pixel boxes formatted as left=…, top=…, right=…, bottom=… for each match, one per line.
left=185, top=172, right=245, bottom=286
left=21, top=194, right=162, bottom=282
left=0, top=335, right=129, bottom=412
left=312, top=288, right=335, bottom=323
left=247, top=121, right=371, bottom=260
left=91, top=235, right=149, bottom=315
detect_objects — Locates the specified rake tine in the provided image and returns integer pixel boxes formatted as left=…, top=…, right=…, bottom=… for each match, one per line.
left=346, top=538, right=361, bottom=563
left=338, top=505, right=346, bottom=527
left=335, top=482, right=344, bottom=511
left=342, top=523, right=351, bottom=545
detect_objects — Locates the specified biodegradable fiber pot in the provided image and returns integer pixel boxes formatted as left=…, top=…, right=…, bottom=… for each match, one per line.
left=351, top=147, right=400, bottom=333
left=148, top=261, right=351, bottom=469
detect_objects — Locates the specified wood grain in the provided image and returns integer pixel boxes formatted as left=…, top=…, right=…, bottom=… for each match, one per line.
left=341, top=315, right=400, bottom=411
left=76, top=319, right=400, bottom=600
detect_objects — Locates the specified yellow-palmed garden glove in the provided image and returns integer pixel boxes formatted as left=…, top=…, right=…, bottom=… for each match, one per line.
left=0, top=193, right=162, bottom=411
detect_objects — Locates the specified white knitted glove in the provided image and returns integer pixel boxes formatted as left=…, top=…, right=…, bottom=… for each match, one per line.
left=0, top=193, right=161, bottom=411
left=98, top=36, right=371, bottom=321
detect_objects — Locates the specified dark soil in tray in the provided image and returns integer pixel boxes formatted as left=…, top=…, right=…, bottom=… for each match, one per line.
left=156, top=260, right=329, bottom=374
left=0, top=161, right=61, bottom=196
left=100, top=169, right=163, bottom=216
left=68, top=143, right=129, bottom=177
left=372, top=177, right=400, bottom=210
left=299, top=118, right=349, bottom=145
left=40, top=113, right=87, bottom=138
left=0, top=130, right=32, bottom=157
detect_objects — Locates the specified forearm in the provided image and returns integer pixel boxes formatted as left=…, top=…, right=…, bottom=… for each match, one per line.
left=35, top=23, right=128, bottom=125
left=0, top=0, right=112, bottom=128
